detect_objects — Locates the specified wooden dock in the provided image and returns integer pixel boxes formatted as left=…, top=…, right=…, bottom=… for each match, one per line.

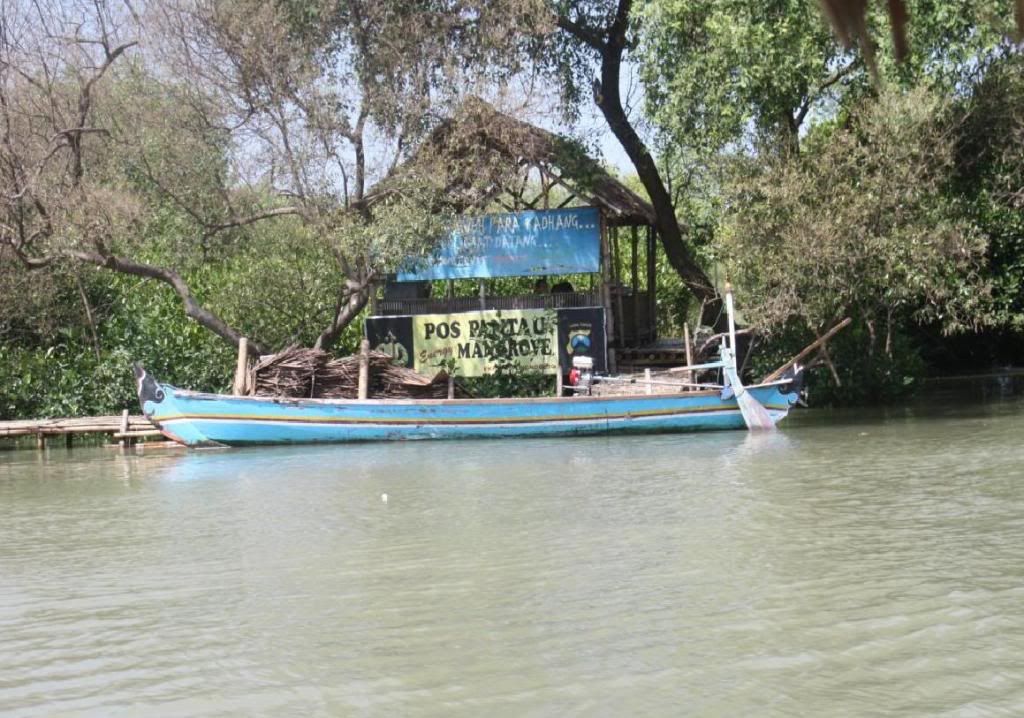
left=0, top=411, right=165, bottom=448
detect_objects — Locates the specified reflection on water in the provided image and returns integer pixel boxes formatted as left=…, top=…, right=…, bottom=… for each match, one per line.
left=1, top=383, right=1023, bottom=716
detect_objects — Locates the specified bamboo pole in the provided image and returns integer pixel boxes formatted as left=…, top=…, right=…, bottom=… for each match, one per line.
left=233, top=337, right=249, bottom=396
left=725, top=283, right=738, bottom=353
left=119, top=409, right=130, bottom=448
left=644, top=367, right=653, bottom=395
left=0, top=415, right=154, bottom=439
left=760, top=317, right=852, bottom=383
left=357, top=339, right=370, bottom=400
left=447, top=373, right=455, bottom=400
left=631, top=226, right=640, bottom=344
left=113, top=430, right=164, bottom=439
left=683, top=323, right=694, bottom=391
left=667, top=358, right=730, bottom=374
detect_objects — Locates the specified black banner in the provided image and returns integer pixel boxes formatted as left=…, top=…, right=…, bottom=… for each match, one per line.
left=365, top=315, right=414, bottom=368
left=557, top=306, right=607, bottom=373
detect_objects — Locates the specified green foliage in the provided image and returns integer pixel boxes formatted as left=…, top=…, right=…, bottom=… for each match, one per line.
left=953, top=53, right=1024, bottom=331
left=0, top=270, right=234, bottom=420
left=716, top=89, right=993, bottom=402
left=640, top=0, right=844, bottom=156
left=744, top=320, right=926, bottom=405
left=0, top=197, right=369, bottom=418
left=634, top=1, right=1022, bottom=402
left=640, top=0, right=1012, bottom=159
left=463, top=369, right=553, bottom=399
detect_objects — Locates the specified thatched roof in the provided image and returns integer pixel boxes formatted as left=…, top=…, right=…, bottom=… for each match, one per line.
left=366, top=97, right=655, bottom=227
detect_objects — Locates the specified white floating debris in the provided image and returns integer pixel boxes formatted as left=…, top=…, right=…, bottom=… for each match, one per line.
left=381, top=493, right=388, bottom=503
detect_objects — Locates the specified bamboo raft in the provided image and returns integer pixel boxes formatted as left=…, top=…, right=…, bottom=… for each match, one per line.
left=0, top=411, right=163, bottom=448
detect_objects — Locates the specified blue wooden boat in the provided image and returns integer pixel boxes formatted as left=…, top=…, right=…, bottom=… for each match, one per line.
left=133, top=289, right=822, bottom=448
left=132, top=363, right=804, bottom=448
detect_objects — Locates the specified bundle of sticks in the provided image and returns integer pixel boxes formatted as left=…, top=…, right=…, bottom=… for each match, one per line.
left=248, top=346, right=466, bottom=400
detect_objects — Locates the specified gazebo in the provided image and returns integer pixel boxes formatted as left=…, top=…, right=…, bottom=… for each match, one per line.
left=366, top=98, right=664, bottom=372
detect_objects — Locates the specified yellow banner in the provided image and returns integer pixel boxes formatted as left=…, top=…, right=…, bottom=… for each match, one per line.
left=412, top=309, right=557, bottom=377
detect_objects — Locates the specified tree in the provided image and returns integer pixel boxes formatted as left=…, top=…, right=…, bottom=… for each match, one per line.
left=639, top=0, right=1017, bottom=161
left=536, top=1, right=721, bottom=320
left=954, top=52, right=1024, bottom=330
left=716, top=89, right=991, bottom=378
left=0, top=0, right=280, bottom=352
left=529, top=0, right=1009, bottom=322
left=0, top=0, right=539, bottom=353
left=640, top=0, right=852, bottom=159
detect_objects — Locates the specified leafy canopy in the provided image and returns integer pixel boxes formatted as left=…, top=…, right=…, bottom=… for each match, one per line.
left=717, top=88, right=991, bottom=341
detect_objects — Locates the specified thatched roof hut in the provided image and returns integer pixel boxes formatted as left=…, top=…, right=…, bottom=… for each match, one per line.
left=365, top=97, right=655, bottom=227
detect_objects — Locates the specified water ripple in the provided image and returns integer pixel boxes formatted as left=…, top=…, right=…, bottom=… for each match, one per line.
left=2, top=396, right=1024, bottom=715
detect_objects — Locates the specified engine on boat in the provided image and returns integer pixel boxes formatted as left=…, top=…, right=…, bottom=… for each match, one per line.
left=569, top=356, right=594, bottom=395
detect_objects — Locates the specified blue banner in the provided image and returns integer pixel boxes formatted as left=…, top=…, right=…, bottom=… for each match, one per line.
left=397, top=207, right=601, bottom=281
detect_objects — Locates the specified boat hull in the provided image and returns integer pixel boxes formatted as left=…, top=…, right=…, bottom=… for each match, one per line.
left=135, top=366, right=801, bottom=448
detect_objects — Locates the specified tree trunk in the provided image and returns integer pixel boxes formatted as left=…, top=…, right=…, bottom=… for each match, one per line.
left=313, top=288, right=370, bottom=351
left=560, top=0, right=721, bottom=326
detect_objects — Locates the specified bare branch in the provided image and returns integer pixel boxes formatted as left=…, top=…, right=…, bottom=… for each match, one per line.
left=202, top=206, right=302, bottom=237
left=9, top=238, right=266, bottom=352
left=554, top=13, right=604, bottom=51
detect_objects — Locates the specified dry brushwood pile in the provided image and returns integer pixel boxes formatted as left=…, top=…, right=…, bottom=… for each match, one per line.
left=248, top=346, right=468, bottom=400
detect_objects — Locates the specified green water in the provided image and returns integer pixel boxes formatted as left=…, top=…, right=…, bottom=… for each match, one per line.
left=2, top=381, right=1023, bottom=716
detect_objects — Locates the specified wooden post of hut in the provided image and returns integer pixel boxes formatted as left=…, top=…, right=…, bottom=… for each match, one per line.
left=631, top=226, right=640, bottom=344
left=683, top=324, right=694, bottom=392
left=644, top=367, right=653, bottom=395
left=233, top=337, right=249, bottom=396
left=600, top=216, right=617, bottom=373
left=556, top=355, right=563, bottom=397
left=647, top=227, right=657, bottom=344
left=358, top=339, right=370, bottom=400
